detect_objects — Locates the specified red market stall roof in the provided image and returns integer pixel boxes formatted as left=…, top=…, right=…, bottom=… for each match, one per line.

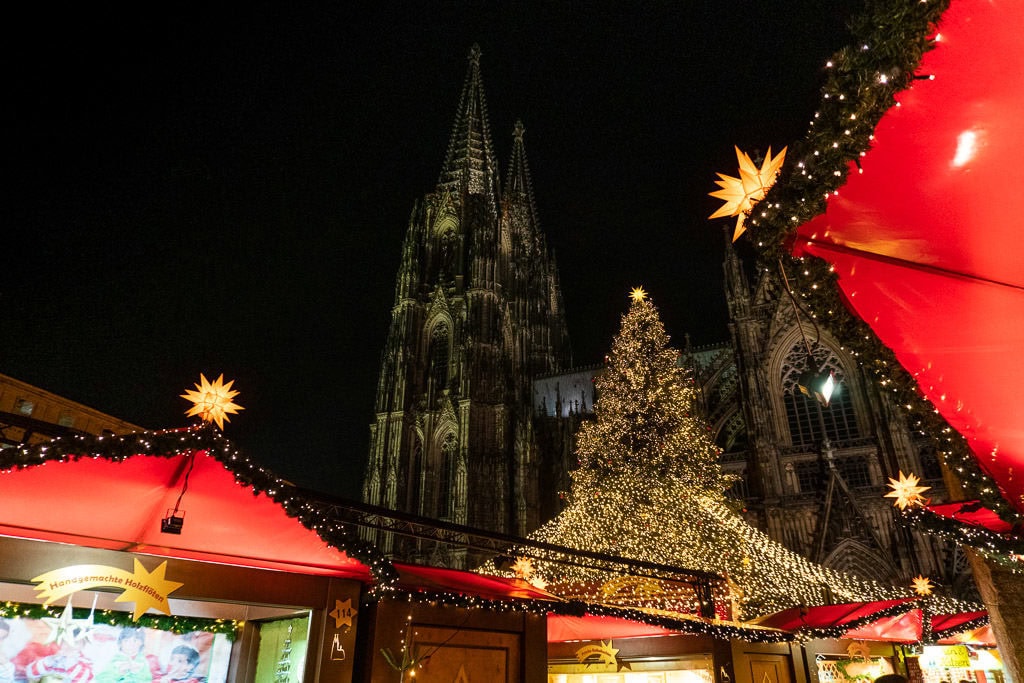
left=925, top=501, right=1013, bottom=535
left=794, top=0, right=1024, bottom=513
left=756, top=600, right=991, bottom=645
left=0, top=427, right=579, bottom=608
left=547, top=613, right=676, bottom=642
left=394, top=563, right=561, bottom=603
left=844, top=609, right=922, bottom=643
left=937, top=624, right=997, bottom=647
left=753, top=599, right=915, bottom=633
left=0, top=432, right=372, bottom=580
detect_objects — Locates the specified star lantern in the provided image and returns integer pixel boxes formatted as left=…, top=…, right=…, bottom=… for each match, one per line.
left=883, top=471, right=931, bottom=511
left=181, top=373, right=244, bottom=430
left=511, top=557, right=535, bottom=581
left=629, top=286, right=648, bottom=302
left=708, top=145, right=787, bottom=241
left=911, top=575, right=934, bottom=596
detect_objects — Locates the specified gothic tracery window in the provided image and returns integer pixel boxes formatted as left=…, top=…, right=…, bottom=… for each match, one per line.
left=437, top=433, right=457, bottom=519
left=429, top=324, right=450, bottom=391
left=780, top=343, right=860, bottom=449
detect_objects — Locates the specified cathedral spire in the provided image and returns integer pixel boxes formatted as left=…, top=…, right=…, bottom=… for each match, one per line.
left=438, top=44, right=500, bottom=202
left=505, top=120, right=541, bottom=232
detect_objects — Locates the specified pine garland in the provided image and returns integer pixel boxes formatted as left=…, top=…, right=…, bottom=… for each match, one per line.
left=737, top=0, right=1020, bottom=534
left=0, top=601, right=238, bottom=640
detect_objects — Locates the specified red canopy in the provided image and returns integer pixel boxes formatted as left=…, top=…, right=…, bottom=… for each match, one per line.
left=0, top=449, right=371, bottom=579
left=925, top=501, right=1013, bottom=534
left=844, top=609, right=923, bottom=643
left=757, top=601, right=991, bottom=645
left=394, top=564, right=561, bottom=603
left=547, top=613, right=675, bottom=642
left=754, top=599, right=915, bottom=632
left=795, top=0, right=1024, bottom=512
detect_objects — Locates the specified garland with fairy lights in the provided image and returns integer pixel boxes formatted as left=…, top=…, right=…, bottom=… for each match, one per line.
left=734, top=0, right=1021, bottom=536
left=566, top=602, right=793, bottom=644
left=0, top=424, right=399, bottom=588
left=902, top=507, right=1024, bottom=567
left=0, top=601, right=238, bottom=640
left=367, top=589, right=794, bottom=644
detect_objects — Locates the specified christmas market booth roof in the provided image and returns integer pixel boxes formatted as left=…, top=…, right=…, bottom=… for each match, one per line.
left=0, top=426, right=382, bottom=581
left=754, top=599, right=993, bottom=645
left=545, top=607, right=790, bottom=644
left=745, top=0, right=1024, bottom=549
left=0, top=425, right=587, bottom=611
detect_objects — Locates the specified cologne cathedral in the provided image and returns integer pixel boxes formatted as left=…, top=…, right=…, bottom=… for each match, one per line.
left=363, top=48, right=975, bottom=600
left=361, top=46, right=572, bottom=562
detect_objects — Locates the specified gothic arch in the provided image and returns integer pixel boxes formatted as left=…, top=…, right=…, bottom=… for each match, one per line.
left=764, top=326, right=870, bottom=448
left=823, top=538, right=896, bottom=584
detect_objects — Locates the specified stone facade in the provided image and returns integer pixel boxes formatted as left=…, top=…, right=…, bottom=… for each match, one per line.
left=362, top=46, right=571, bottom=563
left=685, top=237, right=977, bottom=599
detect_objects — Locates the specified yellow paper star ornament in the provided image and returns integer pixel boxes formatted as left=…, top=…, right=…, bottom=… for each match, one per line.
left=181, top=373, right=244, bottom=430
left=884, top=470, right=931, bottom=510
left=709, top=145, right=787, bottom=241
left=911, top=575, right=934, bottom=596
left=511, top=557, right=536, bottom=581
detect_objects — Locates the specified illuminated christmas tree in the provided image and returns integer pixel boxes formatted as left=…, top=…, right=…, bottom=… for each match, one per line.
left=513, top=290, right=919, bottom=619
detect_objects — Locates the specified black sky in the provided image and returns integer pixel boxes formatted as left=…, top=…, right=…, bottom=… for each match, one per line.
left=4, top=3, right=860, bottom=498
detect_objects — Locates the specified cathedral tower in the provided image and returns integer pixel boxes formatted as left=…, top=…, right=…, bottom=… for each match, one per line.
left=362, top=46, right=571, bottom=563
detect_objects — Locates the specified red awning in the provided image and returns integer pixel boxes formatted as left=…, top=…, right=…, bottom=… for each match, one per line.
left=547, top=613, right=675, bottom=642
left=0, top=450, right=371, bottom=579
left=754, top=599, right=915, bottom=632
left=924, top=502, right=1013, bottom=534
left=937, top=624, right=996, bottom=647
left=395, top=565, right=561, bottom=602
left=844, top=609, right=923, bottom=643
left=795, top=0, right=1024, bottom=512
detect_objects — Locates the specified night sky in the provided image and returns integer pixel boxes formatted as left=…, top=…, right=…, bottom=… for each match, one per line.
left=5, top=3, right=860, bottom=499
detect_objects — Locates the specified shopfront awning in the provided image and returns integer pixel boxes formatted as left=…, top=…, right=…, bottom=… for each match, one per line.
left=753, top=599, right=916, bottom=633
left=0, top=436, right=372, bottom=580
left=755, top=600, right=992, bottom=644
left=547, top=613, right=676, bottom=642
left=793, top=0, right=1024, bottom=515
left=394, top=563, right=561, bottom=602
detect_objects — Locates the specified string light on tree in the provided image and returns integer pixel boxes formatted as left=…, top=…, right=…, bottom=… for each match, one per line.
left=483, top=290, right=967, bottom=619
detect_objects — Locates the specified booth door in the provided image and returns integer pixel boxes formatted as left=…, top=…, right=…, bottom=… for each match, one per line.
left=410, top=625, right=521, bottom=682
left=748, top=654, right=792, bottom=683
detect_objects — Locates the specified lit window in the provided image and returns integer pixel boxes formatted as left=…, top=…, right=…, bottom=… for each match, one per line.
left=58, top=411, right=75, bottom=428
left=15, top=398, right=35, bottom=416
left=781, top=344, right=859, bottom=448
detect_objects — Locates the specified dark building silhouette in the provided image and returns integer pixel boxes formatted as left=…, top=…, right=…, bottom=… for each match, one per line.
left=362, top=46, right=571, bottom=564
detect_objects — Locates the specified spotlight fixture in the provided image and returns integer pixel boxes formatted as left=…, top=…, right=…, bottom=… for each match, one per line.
left=161, top=510, right=185, bottom=534
left=797, top=363, right=838, bottom=407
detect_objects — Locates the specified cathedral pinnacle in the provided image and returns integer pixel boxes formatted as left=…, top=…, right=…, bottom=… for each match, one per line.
left=438, top=44, right=499, bottom=203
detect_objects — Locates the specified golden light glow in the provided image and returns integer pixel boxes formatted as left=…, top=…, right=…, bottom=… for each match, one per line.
left=511, top=556, right=535, bottom=581
left=912, top=575, right=934, bottom=596
left=181, top=373, right=244, bottom=430
left=480, top=293, right=952, bottom=619
left=708, top=145, right=787, bottom=241
left=884, top=470, right=931, bottom=510
left=629, top=286, right=648, bottom=302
